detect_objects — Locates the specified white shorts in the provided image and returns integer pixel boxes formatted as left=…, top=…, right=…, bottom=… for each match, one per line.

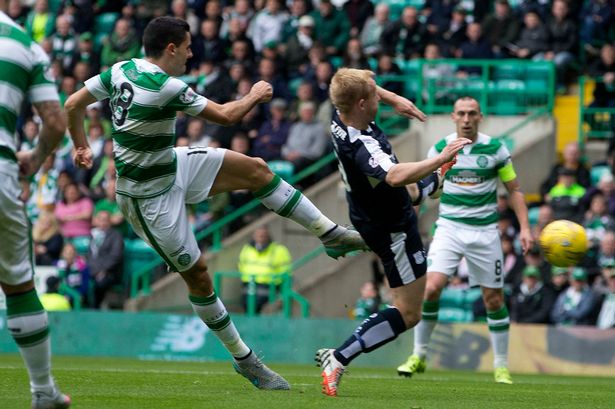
left=0, top=161, right=34, bottom=285
left=117, top=147, right=226, bottom=272
left=427, top=219, right=503, bottom=288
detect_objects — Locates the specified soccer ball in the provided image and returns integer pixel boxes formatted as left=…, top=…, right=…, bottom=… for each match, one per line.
left=539, top=220, right=588, bottom=267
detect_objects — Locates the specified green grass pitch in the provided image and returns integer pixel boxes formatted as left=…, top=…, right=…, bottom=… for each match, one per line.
left=1, top=354, right=613, bottom=409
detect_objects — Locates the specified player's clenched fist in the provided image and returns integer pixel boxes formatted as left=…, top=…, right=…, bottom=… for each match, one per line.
left=251, top=81, right=273, bottom=103
left=440, top=138, right=472, bottom=162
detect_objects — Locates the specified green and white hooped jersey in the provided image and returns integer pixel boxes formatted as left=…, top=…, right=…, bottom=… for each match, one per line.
left=85, top=58, right=208, bottom=198
left=0, top=12, right=59, bottom=162
left=428, top=132, right=516, bottom=228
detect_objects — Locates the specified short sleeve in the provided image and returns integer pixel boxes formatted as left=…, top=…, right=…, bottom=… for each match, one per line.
left=353, top=134, right=396, bottom=182
left=85, top=68, right=112, bottom=101
left=28, top=43, right=59, bottom=103
left=164, top=79, right=208, bottom=116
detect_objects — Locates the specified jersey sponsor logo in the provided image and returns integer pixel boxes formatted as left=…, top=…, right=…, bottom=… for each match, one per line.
left=477, top=155, right=488, bottom=168
left=449, top=170, right=484, bottom=185
left=179, top=87, right=197, bottom=104
left=331, top=122, right=347, bottom=140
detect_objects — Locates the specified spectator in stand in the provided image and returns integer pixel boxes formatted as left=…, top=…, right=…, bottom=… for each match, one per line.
left=280, top=0, right=308, bottom=42
left=375, top=54, right=403, bottom=96
left=7, top=0, right=26, bottom=27
left=551, top=266, right=570, bottom=296
left=541, top=142, right=591, bottom=199
left=100, top=18, right=140, bottom=69
left=456, top=23, right=493, bottom=76
left=342, top=38, right=370, bottom=70
left=195, top=60, right=234, bottom=104
left=57, top=242, right=90, bottom=307
left=88, top=210, right=125, bottom=309
left=203, top=0, right=224, bottom=28
left=51, top=15, right=78, bottom=73
left=238, top=226, right=292, bottom=314
left=256, top=57, right=289, bottom=101
left=546, top=168, right=586, bottom=222
left=381, top=6, right=428, bottom=59
left=523, top=244, right=551, bottom=283
left=94, top=178, right=129, bottom=237
left=73, top=61, right=91, bottom=89
left=510, top=11, right=549, bottom=59
left=354, top=281, right=382, bottom=320
left=191, top=19, right=226, bottom=69
left=54, top=182, right=94, bottom=240
left=534, top=0, right=577, bottom=91
left=551, top=267, right=600, bottom=325
left=596, top=265, right=615, bottom=328
left=579, top=0, right=614, bottom=50
left=510, top=266, right=557, bottom=324
left=282, top=101, right=329, bottom=174
left=360, top=3, right=389, bottom=57
left=343, top=0, right=374, bottom=38
left=224, top=39, right=256, bottom=77
left=252, top=98, right=291, bottom=161
left=282, top=15, right=315, bottom=79
left=593, top=259, right=615, bottom=296
left=512, top=0, right=550, bottom=20
left=88, top=139, right=115, bottom=201
left=502, top=234, right=524, bottom=290
left=310, top=0, right=351, bottom=57
left=248, top=0, right=289, bottom=53
left=27, top=154, right=59, bottom=222
left=592, top=231, right=615, bottom=275
left=170, top=0, right=200, bottom=36
left=584, top=193, right=615, bottom=250
left=70, top=32, right=100, bottom=82
left=309, top=60, right=334, bottom=104
left=25, top=0, right=55, bottom=43
left=20, top=118, right=39, bottom=151
left=32, top=211, right=64, bottom=267
left=288, top=80, right=317, bottom=121
left=481, top=0, right=521, bottom=58
left=588, top=44, right=615, bottom=109
left=437, top=7, right=468, bottom=58
left=39, top=276, right=71, bottom=312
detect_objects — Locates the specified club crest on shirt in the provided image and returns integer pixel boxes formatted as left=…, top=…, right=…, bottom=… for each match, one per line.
left=180, top=88, right=197, bottom=104
left=477, top=155, right=488, bottom=168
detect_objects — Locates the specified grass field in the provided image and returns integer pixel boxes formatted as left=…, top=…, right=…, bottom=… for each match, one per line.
left=1, top=354, right=613, bottom=409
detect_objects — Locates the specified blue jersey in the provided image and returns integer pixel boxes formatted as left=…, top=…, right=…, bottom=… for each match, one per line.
left=330, top=110, right=416, bottom=230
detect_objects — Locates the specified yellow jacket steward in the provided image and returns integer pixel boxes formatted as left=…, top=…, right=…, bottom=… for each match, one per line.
left=238, top=242, right=292, bottom=285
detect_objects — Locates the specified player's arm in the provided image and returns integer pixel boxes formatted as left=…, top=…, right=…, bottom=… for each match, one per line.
left=503, top=174, right=534, bottom=254
left=197, top=80, right=272, bottom=126
left=64, top=87, right=98, bottom=168
left=385, top=138, right=470, bottom=187
left=376, top=85, right=426, bottom=122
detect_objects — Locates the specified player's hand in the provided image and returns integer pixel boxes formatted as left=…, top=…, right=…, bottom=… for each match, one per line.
left=16, top=150, right=42, bottom=178
left=250, top=81, right=273, bottom=103
left=519, top=228, right=534, bottom=255
left=73, top=147, right=94, bottom=169
left=393, top=95, right=427, bottom=122
left=440, top=138, right=472, bottom=162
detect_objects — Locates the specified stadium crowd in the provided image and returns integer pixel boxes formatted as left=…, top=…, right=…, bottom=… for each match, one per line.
left=8, top=0, right=615, bottom=321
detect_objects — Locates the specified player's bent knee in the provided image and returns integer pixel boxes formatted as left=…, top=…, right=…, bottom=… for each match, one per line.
left=424, top=282, right=443, bottom=301
left=248, top=158, right=274, bottom=188
left=400, top=309, right=421, bottom=329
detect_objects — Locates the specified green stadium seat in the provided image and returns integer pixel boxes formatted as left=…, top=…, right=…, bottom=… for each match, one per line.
left=591, top=165, right=611, bottom=186
left=124, top=239, right=161, bottom=291
left=268, top=160, right=295, bottom=182
left=70, top=236, right=90, bottom=255
left=493, top=63, right=525, bottom=81
left=330, top=56, right=343, bottom=70
left=493, top=80, right=525, bottom=115
left=288, top=77, right=303, bottom=97
left=94, top=12, right=120, bottom=35
left=528, top=206, right=540, bottom=226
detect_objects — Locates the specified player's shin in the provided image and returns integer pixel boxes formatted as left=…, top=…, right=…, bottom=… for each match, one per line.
left=413, top=300, right=439, bottom=359
left=487, top=305, right=510, bottom=368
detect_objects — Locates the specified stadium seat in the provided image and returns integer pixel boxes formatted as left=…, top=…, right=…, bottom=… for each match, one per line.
left=493, top=63, right=525, bottom=81
left=528, top=206, right=540, bottom=226
left=591, top=165, right=611, bottom=186
left=493, top=80, right=525, bottom=115
left=70, top=236, right=90, bottom=255
left=94, top=12, right=120, bottom=35
left=268, top=160, right=295, bottom=182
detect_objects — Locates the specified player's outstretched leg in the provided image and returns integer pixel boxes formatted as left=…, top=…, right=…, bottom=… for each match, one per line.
left=396, top=299, right=439, bottom=377
left=253, top=175, right=369, bottom=258
left=5, top=288, right=70, bottom=409
left=233, top=350, right=290, bottom=390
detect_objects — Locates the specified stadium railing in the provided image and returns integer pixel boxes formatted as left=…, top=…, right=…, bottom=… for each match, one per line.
left=377, top=59, right=555, bottom=115
left=579, top=76, right=615, bottom=147
left=213, top=246, right=322, bottom=318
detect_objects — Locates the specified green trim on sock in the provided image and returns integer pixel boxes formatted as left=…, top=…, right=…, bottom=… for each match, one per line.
left=6, top=289, right=43, bottom=317
left=423, top=300, right=440, bottom=312
left=189, top=293, right=217, bottom=306
left=206, top=315, right=231, bottom=331
left=253, top=175, right=282, bottom=199
left=13, top=327, right=49, bottom=347
left=487, top=306, right=509, bottom=320
left=278, top=190, right=302, bottom=217
left=488, top=324, right=510, bottom=332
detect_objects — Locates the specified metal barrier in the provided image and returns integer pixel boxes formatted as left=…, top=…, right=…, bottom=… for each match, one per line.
left=579, top=76, right=615, bottom=146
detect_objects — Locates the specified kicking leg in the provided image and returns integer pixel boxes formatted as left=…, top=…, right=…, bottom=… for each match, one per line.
left=482, top=286, right=512, bottom=384
left=210, top=150, right=367, bottom=258
left=180, top=257, right=289, bottom=390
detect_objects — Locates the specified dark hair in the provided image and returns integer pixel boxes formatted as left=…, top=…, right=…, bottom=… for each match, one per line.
left=143, top=16, right=190, bottom=58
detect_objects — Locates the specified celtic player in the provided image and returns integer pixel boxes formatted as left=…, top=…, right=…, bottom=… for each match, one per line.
left=66, top=16, right=368, bottom=390
left=0, top=5, right=70, bottom=408
left=397, top=97, right=533, bottom=384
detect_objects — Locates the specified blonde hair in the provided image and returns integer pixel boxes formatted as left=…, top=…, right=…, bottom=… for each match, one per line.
left=32, top=211, right=60, bottom=243
left=329, top=68, right=375, bottom=114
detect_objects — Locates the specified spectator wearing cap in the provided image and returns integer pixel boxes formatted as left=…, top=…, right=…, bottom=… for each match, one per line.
left=510, top=266, right=557, bottom=324
left=596, top=263, right=615, bottom=328
left=100, top=18, right=140, bottom=69
left=593, top=259, right=615, bottom=295
left=481, top=0, right=520, bottom=58
left=510, top=11, right=549, bottom=59
left=70, top=32, right=100, bottom=75
left=546, top=167, right=586, bottom=222
left=551, top=268, right=600, bottom=325
left=540, top=142, right=591, bottom=199
left=310, top=0, right=351, bottom=57
left=551, top=266, right=570, bottom=296
left=360, top=3, right=389, bottom=57
left=252, top=99, right=291, bottom=161
left=381, top=6, right=428, bottom=60
left=283, top=15, right=316, bottom=79
left=248, top=0, right=289, bottom=53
